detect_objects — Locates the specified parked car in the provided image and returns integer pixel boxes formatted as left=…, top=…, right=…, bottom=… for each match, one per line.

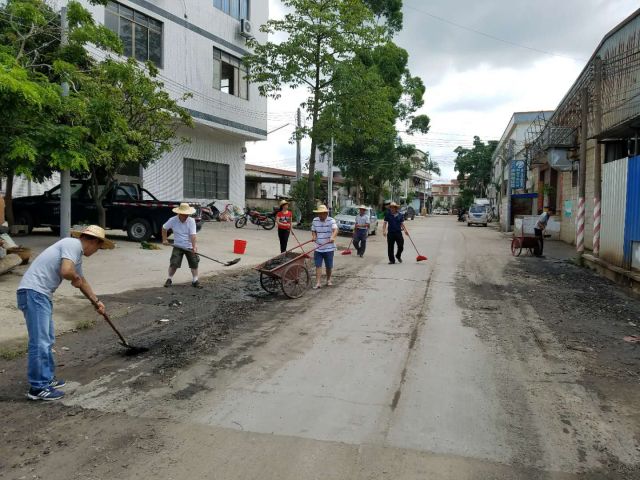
left=467, top=204, right=488, bottom=227
left=11, top=180, right=202, bottom=242
left=400, top=205, right=416, bottom=220
left=335, top=206, right=378, bottom=235
left=433, top=208, right=449, bottom=215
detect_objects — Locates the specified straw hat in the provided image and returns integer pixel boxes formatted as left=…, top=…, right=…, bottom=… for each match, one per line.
left=313, top=204, right=329, bottom=213
left=172, top=203, right=196, bottom=215
left=389, top=202, right=400, bottom=208
left=357, top=205, right=367, bottom=210
left=71, top=225, right=115, bottom=250
left=279, top=199, right=290, bottom=206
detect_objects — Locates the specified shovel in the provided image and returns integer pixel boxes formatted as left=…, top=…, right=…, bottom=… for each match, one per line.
left=402, top=225, right=428, bottom=262
left=80, top=290, right=148, bottom=356
left=175, top=246, right=241, bottom=267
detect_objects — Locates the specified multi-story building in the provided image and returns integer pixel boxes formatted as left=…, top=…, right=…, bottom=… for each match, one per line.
left=431, top=180, right=459, bottom=210
left=81, top=0, right=268, bottom=206
left=399, top=149, right=433, bottom=214
left=490, top=111, right=553, bottom=231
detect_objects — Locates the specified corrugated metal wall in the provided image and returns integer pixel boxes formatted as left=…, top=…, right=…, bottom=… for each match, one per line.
left=601, top=158, right=628, bottom=267
left=624, top=155, right=640, bottom=268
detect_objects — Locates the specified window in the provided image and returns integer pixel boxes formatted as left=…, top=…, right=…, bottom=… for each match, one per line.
left=214, top=0, right=249, bottom=20
left=105, top=2, right=163, bottom=66
left=183, top=158, right=229, bottom=199
left=213, top=48, right=249, bottom=99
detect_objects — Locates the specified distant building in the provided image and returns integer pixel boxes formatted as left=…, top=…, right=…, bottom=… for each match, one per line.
left=432, top=180, right=459, bottom=209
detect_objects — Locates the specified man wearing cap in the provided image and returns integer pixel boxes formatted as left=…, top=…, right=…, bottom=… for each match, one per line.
left=276, top=199, right=293, bottom=253
left=162, top=203, right=201, bottom=288
left=353, top=205, right=370, bottom=258
left=383, top=202, right=405, bottom=264
left=17, top=225, right=114, bottom=401
left=311, top=204, right=338, bottom=288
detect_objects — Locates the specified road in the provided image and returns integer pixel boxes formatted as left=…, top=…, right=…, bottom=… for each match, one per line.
left=1, top=216, right=639, bottom=479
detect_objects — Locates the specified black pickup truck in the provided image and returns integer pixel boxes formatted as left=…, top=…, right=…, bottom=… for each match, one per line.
left=11, top=180, right=201, bottom=242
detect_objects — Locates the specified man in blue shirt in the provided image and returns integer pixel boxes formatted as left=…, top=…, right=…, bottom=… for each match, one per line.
left=383, top=202, right=404, bottom=264
left=17, top=225, right=113, bottom=401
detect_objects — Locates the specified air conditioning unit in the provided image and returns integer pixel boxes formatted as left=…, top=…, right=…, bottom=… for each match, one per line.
left=547, top=148, right=573, bottom=171
left=240, top=19, right=253, bottom=38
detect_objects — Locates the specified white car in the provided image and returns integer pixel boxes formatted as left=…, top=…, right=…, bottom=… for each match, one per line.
left=467, top=204, right=488, bottom=226
left=335, top=206, right=378, bottom=235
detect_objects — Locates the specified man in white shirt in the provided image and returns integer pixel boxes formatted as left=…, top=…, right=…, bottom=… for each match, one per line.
left=311, top=204, right=338, bottom=289
left=534, top=207, right=553, bottom=256
left=162, top=203, right=201, bottom=288
left=353, top=205, right=370, bottom=258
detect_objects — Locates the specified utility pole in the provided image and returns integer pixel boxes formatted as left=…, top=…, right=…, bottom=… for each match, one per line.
left=328, top=136, right=334, bottom=212
left=59, top=6, right=71, bottom=238
left=577, top=87, right=589, bottom=255
left=593, top=57, right=603, bottom=257
left=295, top=108, right=302, bottom=181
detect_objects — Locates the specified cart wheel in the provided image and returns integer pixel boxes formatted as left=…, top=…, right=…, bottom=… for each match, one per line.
left=281, top=264, right=310, bottom=299
left=511, top=238, right=523, bottom=257
left=260, top=272, right=280, bottom=294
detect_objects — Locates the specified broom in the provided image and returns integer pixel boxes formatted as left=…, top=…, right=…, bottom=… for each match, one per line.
left=402, top=225, right=428, bottom=262
left=341, top=237, right=354, bottom=255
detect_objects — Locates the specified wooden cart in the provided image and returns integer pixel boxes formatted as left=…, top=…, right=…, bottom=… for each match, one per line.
left=255, top=240, right=317, bottom=299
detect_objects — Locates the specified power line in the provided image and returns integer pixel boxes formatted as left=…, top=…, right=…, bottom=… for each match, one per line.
left=403, top=2, right=587, bottom=62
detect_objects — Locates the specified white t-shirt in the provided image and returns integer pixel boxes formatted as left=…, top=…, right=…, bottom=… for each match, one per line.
left=19, top=237, right=83, bottom=298
left=163, top=216, right=196, bottom=250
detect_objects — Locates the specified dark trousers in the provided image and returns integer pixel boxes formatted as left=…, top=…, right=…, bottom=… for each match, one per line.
left=534, top=228, right=544, bottom=256
left=278, top=228, right=290, bottom=253
left=387, top=231, right=404, bottom=263
left=353, top=229, right=367, bottom=256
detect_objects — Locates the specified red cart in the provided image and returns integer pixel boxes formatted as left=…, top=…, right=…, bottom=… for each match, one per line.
left=255, top=240, right=317, bottom=299
left=511, top=216, right=541, bottom=256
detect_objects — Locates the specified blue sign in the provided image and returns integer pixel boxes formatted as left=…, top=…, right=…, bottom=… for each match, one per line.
left=511, top=160, right=526, bottom=190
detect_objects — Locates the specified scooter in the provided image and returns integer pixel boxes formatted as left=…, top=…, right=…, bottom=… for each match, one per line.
left=457, top=209, right=467, bottom=222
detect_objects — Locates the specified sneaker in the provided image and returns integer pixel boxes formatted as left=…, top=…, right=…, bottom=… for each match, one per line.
left=27, top=387, right=65, bottom=401
left=192, top=280, right=203, bottom=289
left=164, top=278, right=172, bottom=288
left=48, top=378, right=66, bottom=388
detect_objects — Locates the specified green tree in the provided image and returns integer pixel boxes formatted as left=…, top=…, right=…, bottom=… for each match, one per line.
left=72, top=59, right=193, bottom=227
left=244, top=0, right=385, bottom=219
left=363, top=0, right=403, bottom=33
left=454, top=136, right=497, bottom=202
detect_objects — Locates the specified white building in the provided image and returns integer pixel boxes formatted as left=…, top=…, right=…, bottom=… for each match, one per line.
left=491, top=111, right=553, bottom=231
left=80, top=0, right=268, bottom=206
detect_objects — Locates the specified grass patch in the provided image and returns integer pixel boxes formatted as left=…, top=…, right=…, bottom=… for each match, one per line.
left=75, top=318, right=97, bottom=331
left=0, top=341, right=28, bottom=360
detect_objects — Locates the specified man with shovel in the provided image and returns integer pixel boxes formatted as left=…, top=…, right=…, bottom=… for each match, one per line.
left=162, top=203, right=201, bottom=288
left=17, top=225, right=114, bottom=401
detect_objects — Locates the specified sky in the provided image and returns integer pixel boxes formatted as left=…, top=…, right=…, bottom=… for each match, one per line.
left=244, top=0, right=639, bottom=182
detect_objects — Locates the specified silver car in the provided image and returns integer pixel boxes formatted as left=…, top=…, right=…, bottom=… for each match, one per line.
left=335, top=206, right=378, bottom=235
left=467, top=204, right=488, bottom=227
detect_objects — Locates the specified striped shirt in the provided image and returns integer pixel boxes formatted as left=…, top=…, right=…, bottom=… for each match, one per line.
left=311, top=216, right=337, bottom=252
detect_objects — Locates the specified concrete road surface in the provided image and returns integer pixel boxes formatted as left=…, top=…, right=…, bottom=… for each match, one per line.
left=6, top=216, right=638, bottom=479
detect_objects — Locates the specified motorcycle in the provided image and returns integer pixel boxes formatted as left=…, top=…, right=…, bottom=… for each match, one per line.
left=235, top=207, right=276, bottom=230
left=457, top=209, right=467, bottom=222
left=201, top=201, right=221, bottom=222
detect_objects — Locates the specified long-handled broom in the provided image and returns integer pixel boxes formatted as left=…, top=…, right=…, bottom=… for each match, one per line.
left=403, top=225, right=428, bottom=262
left=341, top=237, right=354, bottom=255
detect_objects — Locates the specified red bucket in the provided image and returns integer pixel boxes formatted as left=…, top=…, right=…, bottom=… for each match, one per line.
left=233, top=239, right=247, bottom=254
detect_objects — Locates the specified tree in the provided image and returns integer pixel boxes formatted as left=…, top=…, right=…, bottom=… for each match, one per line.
left=244, top=0, right=386, bottom=219
left=363, top=0, right=403, bottom=33
left=0, top=0, right=120, bottom=223
left=319, top=41, right=430, bottom=205
left=454, top=136, right=497, bottom=203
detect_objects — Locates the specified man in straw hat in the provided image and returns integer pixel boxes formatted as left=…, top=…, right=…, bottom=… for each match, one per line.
left=311, top=204, right=338, bottom=288
left=383, top=202, right=405, bottom=264
left=276, top=199, right=293, bottom=253
left=353, top=205, right=370, bottom=258
left=162, top=203, right=201, bottom=288
left=17, top=225, right=114, bottom=401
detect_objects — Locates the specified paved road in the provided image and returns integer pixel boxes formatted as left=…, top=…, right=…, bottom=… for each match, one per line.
left=62, top=216, right=639, bottom=479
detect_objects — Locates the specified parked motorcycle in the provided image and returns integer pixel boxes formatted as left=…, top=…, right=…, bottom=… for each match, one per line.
left=235, top=207, right=276, bottom=230
left=201, top=201, right=221, bottom=222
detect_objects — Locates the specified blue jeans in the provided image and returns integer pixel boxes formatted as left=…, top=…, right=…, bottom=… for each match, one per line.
left=314, top=250, right=335, bottom=268
left=17, top=289, right=55, bottom=389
